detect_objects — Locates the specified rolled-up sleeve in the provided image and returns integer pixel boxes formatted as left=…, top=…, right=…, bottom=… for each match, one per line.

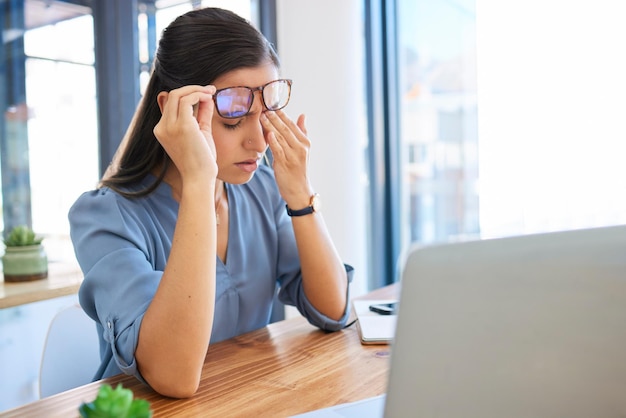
left=69, top=189, right=169, bottom=382
left=278, top=264, right=354, bottom=331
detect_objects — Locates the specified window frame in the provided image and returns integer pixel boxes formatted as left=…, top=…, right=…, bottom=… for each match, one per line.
left=364, top=0, right=402, bottom=287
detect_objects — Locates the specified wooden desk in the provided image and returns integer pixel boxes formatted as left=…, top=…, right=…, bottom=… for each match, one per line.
left=0, top=261, right=83, bottom=309
left=0, top=284, right=399, bottom=418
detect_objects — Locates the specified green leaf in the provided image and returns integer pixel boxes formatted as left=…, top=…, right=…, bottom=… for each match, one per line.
left=3, top=225, right=43, bottom=246
left=127, top=399, right=153, bottom=418
left=79, top=384, right=152, bottom=418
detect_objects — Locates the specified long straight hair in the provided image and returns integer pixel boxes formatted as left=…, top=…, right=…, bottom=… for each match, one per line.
left=101, top=7, right=280, bottom=197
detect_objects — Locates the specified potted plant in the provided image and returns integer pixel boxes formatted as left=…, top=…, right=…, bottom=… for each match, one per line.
left=1, top=225, right=48, bottom=282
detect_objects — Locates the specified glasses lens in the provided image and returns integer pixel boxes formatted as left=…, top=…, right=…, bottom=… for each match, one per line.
left=263, top=80, right=291, bottom=111
left=215, top=87, right=253, bottom=118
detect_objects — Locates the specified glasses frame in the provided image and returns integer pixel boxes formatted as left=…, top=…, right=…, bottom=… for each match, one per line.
left=213, top=79, right=293, bottom=119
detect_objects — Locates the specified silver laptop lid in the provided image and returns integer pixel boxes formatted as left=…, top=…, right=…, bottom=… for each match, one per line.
left=385, top=225, right=626, bottom=418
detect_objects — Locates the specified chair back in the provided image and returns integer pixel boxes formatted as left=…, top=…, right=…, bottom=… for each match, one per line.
left=39, top=304, right=100, bottom=398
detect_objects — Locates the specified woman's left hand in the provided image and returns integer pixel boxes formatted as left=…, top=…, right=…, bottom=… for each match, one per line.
left=261, top=110, right=314, bottom=208
left=262, top=110, right=348, bottom=321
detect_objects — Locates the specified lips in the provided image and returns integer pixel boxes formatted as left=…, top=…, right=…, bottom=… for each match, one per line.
left=235, top=159, right=259, bottom=173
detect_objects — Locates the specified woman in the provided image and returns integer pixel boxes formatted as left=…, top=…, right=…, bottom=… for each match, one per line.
left=69, top=7, right=352, bottom=398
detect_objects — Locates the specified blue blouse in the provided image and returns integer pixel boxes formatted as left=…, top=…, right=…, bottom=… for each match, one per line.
left=68, top=165, right=353, bottom=382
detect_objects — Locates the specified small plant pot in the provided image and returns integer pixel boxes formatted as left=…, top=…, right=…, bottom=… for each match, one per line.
left=2, top=244, right=48, bottom=282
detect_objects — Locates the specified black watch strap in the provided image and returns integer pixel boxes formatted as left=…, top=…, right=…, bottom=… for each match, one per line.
left=286, top=193, right=320, bottom=217
left=286, top=204, right=314, bottom=217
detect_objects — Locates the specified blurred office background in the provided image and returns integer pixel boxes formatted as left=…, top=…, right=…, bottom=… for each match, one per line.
left=1, top=0, right=625, bottom=410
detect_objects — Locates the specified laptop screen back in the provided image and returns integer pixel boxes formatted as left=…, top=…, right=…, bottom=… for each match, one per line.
left=385, top=225, right=626, bottom=418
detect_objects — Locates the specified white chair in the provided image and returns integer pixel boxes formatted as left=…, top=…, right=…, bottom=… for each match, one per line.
left=39, top=304, right=100, bottom=398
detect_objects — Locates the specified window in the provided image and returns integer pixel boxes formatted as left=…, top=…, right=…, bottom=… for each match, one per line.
left=475, top=0, right=626, bottom=237
left=1, top=1, right=97, bottom=262
left=396, top=0, right=478, bottom=250
left=395, top=0, right=626, bottom=258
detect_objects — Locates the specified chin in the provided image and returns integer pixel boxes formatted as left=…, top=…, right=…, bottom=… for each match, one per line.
left=222, top=171, right=257, bottom=185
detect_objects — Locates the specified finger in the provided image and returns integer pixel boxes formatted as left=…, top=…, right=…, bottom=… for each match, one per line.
left=269, top=110, right=301, bottom=134
left=177, top=91, right=212, bottom=120
left=297, top=114, right=307, bottom=135
left=155, top=88, right=215, bottom=147
left=274, top=110, right=309, bottom=146
left=159, top=91, right=194, bottom=136
left=260, top=112, right=285, bottom=146
left=274, top=110, right=311, bottom=153
left=161, top=85, right=214, bottom=118
left=261, top=111, right=298, bottom=149
left=196, top=87, right=216, bottom=133
left=159, top=91, right=178, bottom=126
left=266, top=130, right=284, bottom=160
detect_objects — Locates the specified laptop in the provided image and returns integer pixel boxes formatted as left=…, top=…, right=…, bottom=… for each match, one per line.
left=294, top=225, right=626, bottom=417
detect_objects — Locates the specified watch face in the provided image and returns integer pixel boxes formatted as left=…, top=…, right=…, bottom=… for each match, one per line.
left=311, top=194, right=321, bottom=212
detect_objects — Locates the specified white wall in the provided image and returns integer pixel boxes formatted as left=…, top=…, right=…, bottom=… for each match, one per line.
left=276, top=0, right=369, bottom=295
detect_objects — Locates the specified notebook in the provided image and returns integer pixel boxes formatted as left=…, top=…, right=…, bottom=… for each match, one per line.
left=294, top=225, right=626, bottom=418
left=352, top=299, right=398, bottom=344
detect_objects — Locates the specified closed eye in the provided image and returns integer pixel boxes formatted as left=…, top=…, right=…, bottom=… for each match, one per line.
left=223, top=120, right=243, bottom=130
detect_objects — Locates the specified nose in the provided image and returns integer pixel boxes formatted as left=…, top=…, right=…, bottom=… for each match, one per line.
left=245, top=110, right=268, bottom=152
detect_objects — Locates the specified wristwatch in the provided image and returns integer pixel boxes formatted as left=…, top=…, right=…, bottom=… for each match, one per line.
left=286, top=193, right=321, bottom=216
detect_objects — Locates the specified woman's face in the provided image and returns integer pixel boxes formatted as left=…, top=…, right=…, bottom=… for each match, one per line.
left=210, top=63, right=280, bottom=185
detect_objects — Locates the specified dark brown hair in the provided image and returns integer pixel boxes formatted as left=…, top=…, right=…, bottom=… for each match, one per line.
left=101, top=7, right=279, bottom=197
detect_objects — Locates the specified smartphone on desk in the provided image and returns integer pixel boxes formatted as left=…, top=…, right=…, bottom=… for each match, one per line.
left=369, top=302, right=398, bottom=315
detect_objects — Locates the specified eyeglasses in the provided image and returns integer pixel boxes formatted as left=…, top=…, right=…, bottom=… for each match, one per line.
left=213, top=79, right=292, bottom=119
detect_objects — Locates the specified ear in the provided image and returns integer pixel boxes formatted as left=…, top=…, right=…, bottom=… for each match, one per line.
left=156, top=91, right=168, bottom=113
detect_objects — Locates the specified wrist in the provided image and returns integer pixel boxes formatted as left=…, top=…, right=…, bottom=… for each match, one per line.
left=286, top=193, right=321, bottom=217
left=284, top=185, right=315, bottom=210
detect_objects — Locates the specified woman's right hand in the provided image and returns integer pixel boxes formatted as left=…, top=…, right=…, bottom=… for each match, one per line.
left=154, top=85, right=218, bottom=180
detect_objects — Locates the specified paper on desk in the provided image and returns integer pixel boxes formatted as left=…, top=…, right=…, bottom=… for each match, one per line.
left=353, top=299, right=397, bottom=344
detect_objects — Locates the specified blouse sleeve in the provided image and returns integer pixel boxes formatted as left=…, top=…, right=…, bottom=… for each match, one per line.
left=278, top=262, right=354, bottom=332
left=69, top=189, right=162, bottom=382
